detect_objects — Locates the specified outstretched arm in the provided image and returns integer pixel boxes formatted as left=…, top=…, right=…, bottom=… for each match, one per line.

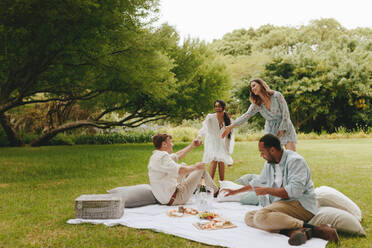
left=178, top=162, right=205, bottom=175
left=221, top=123, right=237, bottom=138
left=222, top=104, right=259, bottom=138
left=253, top=186, right=289, bottom=199
left=222, top=184, right=253, bottom=196
left=175, top=138, right=201, bottom=160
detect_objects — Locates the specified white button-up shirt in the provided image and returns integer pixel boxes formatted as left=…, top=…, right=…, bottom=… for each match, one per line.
left=148, top=150, right=181, bottom=204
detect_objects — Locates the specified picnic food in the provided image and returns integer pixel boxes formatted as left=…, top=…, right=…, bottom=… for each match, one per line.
left=168, top=209, right=184, bottom=217
left=198, top=211, right=219, bottom=220
left=185, top=208, right=198, bottom=215
left=168, top=206, right=198, bottom=217
left=194, top=218, right=236, bottom=230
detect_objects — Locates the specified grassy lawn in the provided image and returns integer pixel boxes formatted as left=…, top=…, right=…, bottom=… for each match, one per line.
left=0, top=139, right=371, bottom=247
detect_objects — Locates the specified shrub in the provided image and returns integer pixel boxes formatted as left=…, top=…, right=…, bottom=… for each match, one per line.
left=48, top=134, right=74, bottom=146
left=0, top=129, right=10, bottom=147
left=73, top=131, right=154, bottom=145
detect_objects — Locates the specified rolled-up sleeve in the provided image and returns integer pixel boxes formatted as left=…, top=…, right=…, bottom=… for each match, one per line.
left=170, top=153, right=179, bottom=162
left=233, top=104, right=259, bottom=126
left=284, top=158, right=308, bottom=198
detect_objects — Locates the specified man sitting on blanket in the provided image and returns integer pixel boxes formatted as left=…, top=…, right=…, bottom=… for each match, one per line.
left=223, top=134, right=339, bottom=246
left=148, top=133, right=219, bottom=206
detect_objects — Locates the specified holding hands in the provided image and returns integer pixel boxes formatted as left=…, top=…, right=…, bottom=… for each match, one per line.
left=221, top=125, right=234, bottom=139
left=193, top=138, right=203, bottom=147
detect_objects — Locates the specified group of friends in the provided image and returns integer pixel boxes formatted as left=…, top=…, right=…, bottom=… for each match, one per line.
left=147, top=78, right=339, bottom=246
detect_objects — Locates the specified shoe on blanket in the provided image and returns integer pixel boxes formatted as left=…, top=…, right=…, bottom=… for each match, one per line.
left=313, top=224, right=339, bottom=244
left=213, top=188, right=220, bottom=198
left=286, top=228, right=312, bottom=246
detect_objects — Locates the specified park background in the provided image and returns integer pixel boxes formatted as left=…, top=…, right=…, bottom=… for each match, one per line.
left=0, top=0, right=371, bottom=247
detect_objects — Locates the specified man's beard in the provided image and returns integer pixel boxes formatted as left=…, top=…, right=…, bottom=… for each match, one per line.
left=267, top=154, right=275, bottom=163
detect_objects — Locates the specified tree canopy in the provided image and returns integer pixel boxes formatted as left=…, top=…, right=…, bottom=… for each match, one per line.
left=213, top=19, right=372, bottom=132
left=0, top=0, right=231, bottom=146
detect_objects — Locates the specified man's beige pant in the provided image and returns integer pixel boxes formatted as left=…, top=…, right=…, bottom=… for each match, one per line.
left=173, top=170, right=218, bottom=205
left=245, top=200, right=314, bottom=232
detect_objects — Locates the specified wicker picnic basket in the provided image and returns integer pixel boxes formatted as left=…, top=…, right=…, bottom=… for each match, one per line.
left=75, top=194, right=125, bottom=219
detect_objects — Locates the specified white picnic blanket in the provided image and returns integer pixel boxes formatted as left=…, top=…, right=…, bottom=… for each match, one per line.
left=67, top=199, right=327, bottom=248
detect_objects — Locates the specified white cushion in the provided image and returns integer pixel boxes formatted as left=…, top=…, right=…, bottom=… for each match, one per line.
left=217, top=180, right=246, bottom=202
left=236, top=174, right=259, bottom=186
left=107, top=184, right=158, bottom=208
left=309, top=207, right=366, bottom=236
left=315, top=186, right=362, bottom=221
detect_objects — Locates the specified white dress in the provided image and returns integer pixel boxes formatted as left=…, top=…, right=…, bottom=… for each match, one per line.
left=198, top=113, right=235, bottom=165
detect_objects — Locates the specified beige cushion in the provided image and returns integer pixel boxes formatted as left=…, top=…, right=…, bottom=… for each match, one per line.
left=107, top=184, right=157, bottom=208
left=309, top=207, right=366, bottom=236
left=315, top=186, right=362, bottom=221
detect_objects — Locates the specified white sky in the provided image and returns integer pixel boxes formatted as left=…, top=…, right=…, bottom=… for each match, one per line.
left=157, top=0, right=372, bottom=43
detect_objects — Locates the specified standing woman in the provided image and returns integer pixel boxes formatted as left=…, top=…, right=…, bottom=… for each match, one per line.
left=222, top=78, right=297, bottom=151
left=197, top=100, right=234, bottom=181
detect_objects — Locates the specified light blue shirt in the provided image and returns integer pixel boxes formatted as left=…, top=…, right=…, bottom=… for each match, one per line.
left=250, top=150, right=318, bottom=215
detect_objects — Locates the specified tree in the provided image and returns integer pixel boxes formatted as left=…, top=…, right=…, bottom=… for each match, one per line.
left=0, top=1, right=231, bottom=146
left=257, top=45, right=372, bottom=132
left=216, top=18, right=372, bottom=132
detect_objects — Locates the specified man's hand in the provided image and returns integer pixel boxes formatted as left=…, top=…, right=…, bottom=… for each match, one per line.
left=177, top=138, right=201, bottom=160
left=221, top=125, right=233, bottom=139
left=194, top=162, right=205, bottom=170
left=253, top=186, right=269, bottom=196
left=220, top=188, right=236, bottom=197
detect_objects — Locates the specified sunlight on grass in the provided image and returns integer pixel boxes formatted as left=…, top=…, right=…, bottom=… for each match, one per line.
left=0, top=139, right=371, bottom=247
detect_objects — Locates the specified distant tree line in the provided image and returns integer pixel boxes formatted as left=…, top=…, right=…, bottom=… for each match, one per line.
left=212, top=18, right=372, bottom=133
left=1, top=1, right=370, bottom=148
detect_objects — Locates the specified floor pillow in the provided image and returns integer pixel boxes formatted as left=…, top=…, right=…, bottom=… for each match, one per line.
left=217, top=180, right=246, bottom=202
left=240, top=191, right=259, bottom=205
left=107, top=184, right=158, bottom=208
left=309, top=206, right=366, bottom=236
left=236, top=174, right=259, bottom=186
left=314, top=186, right=362, bottom=221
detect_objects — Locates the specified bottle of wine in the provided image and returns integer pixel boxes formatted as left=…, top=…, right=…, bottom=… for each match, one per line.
left=199, top=178, right=206, bottom=192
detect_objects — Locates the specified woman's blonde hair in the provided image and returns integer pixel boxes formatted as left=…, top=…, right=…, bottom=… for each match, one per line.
left=249, top=78, right=275, bottom=105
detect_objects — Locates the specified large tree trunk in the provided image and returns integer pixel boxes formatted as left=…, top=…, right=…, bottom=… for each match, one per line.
left=30, top=120, right=99, bottom=146
left=0, top=112, right=25, bottom=146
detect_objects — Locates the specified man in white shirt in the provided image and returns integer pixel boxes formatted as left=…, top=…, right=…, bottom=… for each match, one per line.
left=148, top=133, right=219, bottom=206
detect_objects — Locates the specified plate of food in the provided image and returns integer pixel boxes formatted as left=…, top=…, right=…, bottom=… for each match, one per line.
left=193, top=219, right=237, bottom=230
left=167, top=206, right=199, bottom=217
left=198, top=211, right=220, bottom=220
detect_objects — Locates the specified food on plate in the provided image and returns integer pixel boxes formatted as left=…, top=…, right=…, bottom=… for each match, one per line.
left=185, top=208, right=198, bottom=215
left=194, top=218, right=236, bottom=230
left=178, top=206, right=185, bottom=213
left=168, top=206, right=198, bottom=217
left=198, top=211, right=219, bottom=220
left=168, top=209, right=184, bottom=217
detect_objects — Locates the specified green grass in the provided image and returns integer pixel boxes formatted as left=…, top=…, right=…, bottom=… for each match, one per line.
left=0, top=139, right=371, bottom=247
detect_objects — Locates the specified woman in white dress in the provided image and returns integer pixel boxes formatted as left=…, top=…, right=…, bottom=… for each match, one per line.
left=197, top=100, right=234, bottom=181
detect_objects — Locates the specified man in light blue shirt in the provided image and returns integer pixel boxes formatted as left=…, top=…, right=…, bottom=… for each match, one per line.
left=223, top=134, right=338, bottom=246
